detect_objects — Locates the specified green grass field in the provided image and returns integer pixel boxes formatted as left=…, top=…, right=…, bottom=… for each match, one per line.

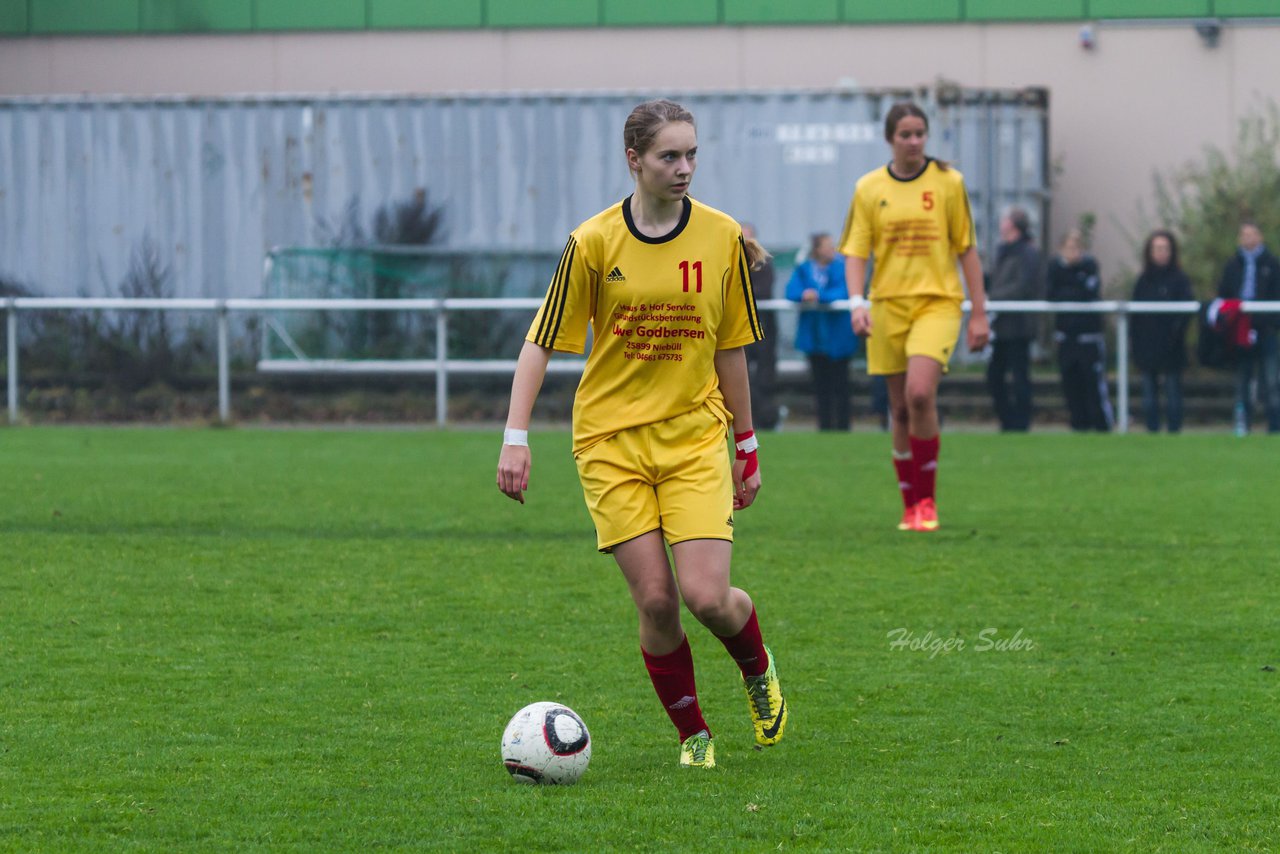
left=2, top=427, right=1277, bottom=851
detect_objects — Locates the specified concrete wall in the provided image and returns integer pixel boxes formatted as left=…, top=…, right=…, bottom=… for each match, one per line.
left=3, top=19, right=1279, bottom=287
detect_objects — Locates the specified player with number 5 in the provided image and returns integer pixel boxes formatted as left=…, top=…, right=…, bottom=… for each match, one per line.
left=840, top=102, right=990, bottom=532
left=496, top=99, right=787, bottom=769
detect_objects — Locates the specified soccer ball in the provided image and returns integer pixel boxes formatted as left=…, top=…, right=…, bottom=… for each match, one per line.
left=501, top=701, right=592, bottom=785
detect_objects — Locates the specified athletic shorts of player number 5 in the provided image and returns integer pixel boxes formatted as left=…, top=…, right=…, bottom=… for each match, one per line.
left=866, top=295, right=964, bottom=376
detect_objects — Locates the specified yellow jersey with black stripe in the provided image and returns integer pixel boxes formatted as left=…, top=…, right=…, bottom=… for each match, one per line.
left=838, top=158, right=976, bottom=301
left=527, top=195, right=762, bottom=455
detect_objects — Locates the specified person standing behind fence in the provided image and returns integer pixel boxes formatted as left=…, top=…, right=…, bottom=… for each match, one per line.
left=1131, top=230, right=1193, bottom=433
left=1217, top=222, right=1280, bottom=434
left=742, top=223, right=780, bottom=431
left=1047, top=229, right=1113, bottom=432
left=786, top=233, right=857, bottom=431
left=840, top=102, right=989, bottom=533
left=985, top=207, right=1043, bottom=432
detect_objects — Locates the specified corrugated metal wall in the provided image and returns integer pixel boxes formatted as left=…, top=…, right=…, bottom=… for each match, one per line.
left=0, top=88, right=1048, bottom=298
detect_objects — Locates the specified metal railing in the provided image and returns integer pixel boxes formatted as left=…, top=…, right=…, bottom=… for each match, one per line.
left=4, top=297, right=1277, bottom=432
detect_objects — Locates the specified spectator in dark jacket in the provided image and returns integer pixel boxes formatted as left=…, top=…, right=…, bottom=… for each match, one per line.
left=786, top=232, right=858, bottom=430
left=986, top=207, right=1043, bottom=431
left=1217, top=222, right=1280, bottom=434
left=1131, top=230, right=1194, bottom=433
left=742, top=223, right=780, bottom=430
left=1047, top=229, right=1113, bottom=432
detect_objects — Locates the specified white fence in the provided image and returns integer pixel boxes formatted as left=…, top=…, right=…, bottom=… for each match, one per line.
left=4, top=297, right=1276, bottom=433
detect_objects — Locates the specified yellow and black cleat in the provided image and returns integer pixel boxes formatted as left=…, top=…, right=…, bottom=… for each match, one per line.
left=743, top=646, right=788, bottom=747
left=679, top=730, right=716, bottom=768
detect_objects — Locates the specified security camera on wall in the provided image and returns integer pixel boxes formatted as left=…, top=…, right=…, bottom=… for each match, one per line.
left=1194, top=20, right=1222, bottom=48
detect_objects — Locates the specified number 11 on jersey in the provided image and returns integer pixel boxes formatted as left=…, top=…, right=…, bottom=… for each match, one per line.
left=680, top=260, right=702, bottom=293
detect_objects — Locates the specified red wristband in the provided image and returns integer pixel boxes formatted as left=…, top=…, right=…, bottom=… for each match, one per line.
left=734, top=430, right=759, bottom=479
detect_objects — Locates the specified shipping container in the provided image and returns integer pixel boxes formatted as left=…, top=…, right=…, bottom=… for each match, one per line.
left=0, top=87, right=1049, bottom=299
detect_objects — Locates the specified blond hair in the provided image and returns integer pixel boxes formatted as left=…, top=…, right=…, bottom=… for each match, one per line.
left=623, top=99, right=696, bottom=173
left=743, top=237, right=772, bottom=271
left=624, top=99, right=767, bottom=269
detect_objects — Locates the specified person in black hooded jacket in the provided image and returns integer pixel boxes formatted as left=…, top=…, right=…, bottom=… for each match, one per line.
left=986, top=207, right=1043, bottom=431
left=1047, top=229, right=1113, bottom=431
left=1131, top=230, right=1194, bottom=432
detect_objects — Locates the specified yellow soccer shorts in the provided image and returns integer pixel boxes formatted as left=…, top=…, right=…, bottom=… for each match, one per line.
left=866, top=295, right=964, bottom=376
left=574, top=402, right=735, bottom=553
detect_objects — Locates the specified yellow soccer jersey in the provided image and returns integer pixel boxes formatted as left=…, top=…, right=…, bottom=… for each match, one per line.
left=838, top=158, right=976, bottom=300
left=527, top=195, right=763, bottom=455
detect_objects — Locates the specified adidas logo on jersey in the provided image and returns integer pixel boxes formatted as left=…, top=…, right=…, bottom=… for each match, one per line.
left=605, top=266, right=626, bottom=283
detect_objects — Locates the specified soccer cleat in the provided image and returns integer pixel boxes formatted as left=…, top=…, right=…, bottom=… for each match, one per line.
left=912, top=497, right=939, bottom=531
left=679, top=730, right=715, bottom=768
left=897, top=505, right=917, bottom=531
left=742, top=646, right=788, bottom=747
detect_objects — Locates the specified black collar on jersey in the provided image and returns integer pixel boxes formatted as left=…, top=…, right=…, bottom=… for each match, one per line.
left=886, top=157, right=933, bottom=183
left=622, top=195, right=692, bottom=244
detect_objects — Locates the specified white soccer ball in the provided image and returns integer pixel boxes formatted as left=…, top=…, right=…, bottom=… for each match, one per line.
left=501, top=701, right=592, bottom=785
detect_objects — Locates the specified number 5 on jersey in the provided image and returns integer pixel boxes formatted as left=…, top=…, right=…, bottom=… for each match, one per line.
left=922, top=191, right=934, bottom=211
left=680, top=260, right=702, bottom=293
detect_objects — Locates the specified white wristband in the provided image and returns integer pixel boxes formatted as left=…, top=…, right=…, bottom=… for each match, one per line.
left=850, top=295, right=867, bottom=309
left=503, top=428, right=529, bottom=447
left=735, top=434, right=759, bottom=453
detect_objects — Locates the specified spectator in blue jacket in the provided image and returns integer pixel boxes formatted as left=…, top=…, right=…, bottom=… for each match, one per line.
left=786, top=233, right=859, bottom=430
left=1218, top=221, right=1280, bottom=434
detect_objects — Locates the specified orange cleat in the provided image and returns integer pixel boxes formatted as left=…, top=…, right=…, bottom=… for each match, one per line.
left=897, top=505, right=917, bottom=531
left=912, top=497, right=939, bottom=531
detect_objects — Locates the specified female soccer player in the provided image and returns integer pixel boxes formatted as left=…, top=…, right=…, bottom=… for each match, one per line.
left=839, top=102, right=989, bottom=532
left=495, top=99, right=787, bottom=769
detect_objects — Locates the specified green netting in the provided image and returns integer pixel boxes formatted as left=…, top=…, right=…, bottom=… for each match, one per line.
left=261, top=246, right=800, bottom=363
left=262, top=247, right=563, bottom=361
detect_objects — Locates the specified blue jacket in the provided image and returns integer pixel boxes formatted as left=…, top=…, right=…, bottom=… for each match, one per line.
left=786, top=257, right=858, bottom=359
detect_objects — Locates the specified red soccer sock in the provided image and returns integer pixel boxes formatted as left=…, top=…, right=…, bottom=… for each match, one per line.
left=641, top=636, right=710, bottom=741
left=892, top=451, right=915, bottom=509
left=909, top=434, right=940, bottom=503
left=714, top=606, right=768, bottom=679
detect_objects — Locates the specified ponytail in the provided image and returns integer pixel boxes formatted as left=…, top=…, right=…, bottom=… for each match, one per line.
left=743, top=237, right=772, bottom=271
